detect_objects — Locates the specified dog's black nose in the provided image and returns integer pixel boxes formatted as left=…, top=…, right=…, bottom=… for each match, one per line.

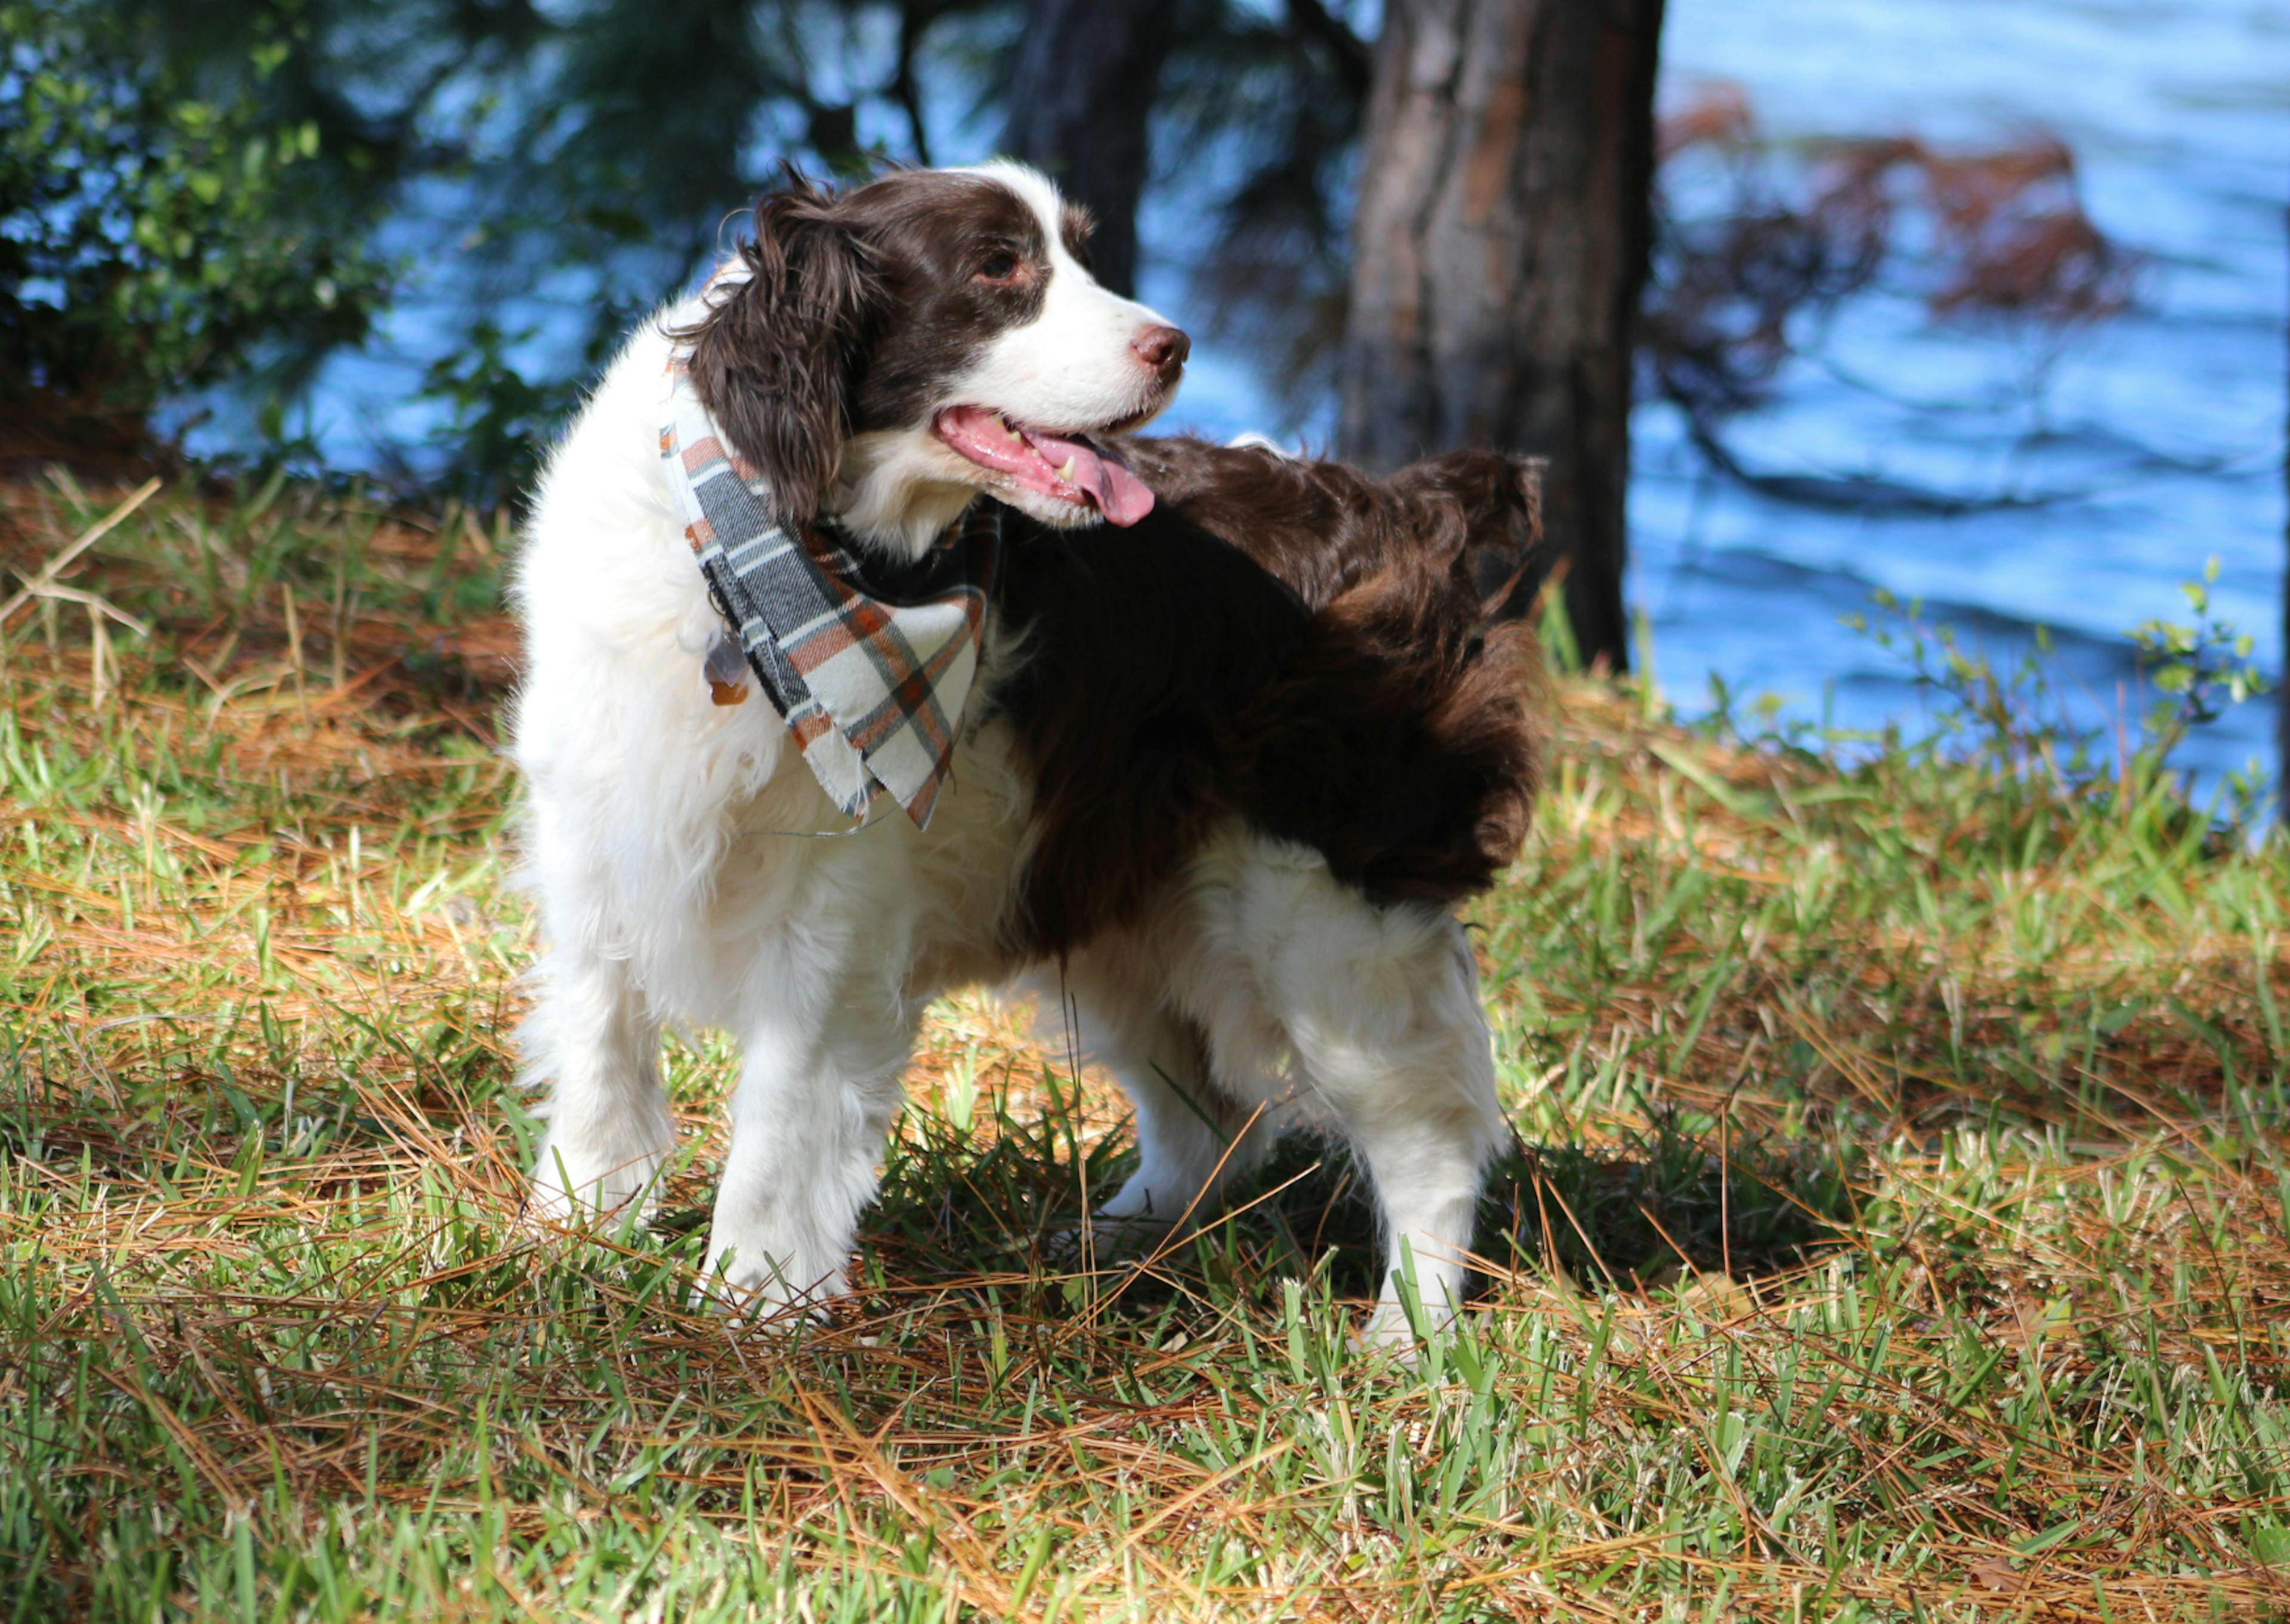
left=1132, top=324, right=1190, bottom=378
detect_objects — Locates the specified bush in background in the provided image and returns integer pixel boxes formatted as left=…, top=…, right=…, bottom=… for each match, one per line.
left=0, top=1, right=386, bottom=460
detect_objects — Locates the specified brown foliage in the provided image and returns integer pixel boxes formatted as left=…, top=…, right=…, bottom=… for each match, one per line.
left=1644, top=83, right=2136, bottom=426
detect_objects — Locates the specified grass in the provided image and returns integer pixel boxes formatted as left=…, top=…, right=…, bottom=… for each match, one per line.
left=3, top=464, right=2289, bottom=1621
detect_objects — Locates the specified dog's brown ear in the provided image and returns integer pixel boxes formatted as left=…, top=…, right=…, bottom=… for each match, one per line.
left=677, top=169, right=881, bottom=526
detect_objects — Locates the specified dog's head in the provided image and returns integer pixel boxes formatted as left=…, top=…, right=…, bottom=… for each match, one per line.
left=677, top=161, right=1187, bottom=558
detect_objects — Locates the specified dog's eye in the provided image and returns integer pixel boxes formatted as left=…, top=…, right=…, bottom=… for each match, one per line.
left=976, top=250, right=1022, bottom=284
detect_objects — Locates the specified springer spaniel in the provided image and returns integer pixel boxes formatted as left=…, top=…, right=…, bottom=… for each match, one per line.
left=513, top=162, right=1540, bottom=1343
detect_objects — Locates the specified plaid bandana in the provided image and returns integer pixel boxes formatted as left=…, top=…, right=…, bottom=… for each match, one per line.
left=662, top=361, right=999, bottom=830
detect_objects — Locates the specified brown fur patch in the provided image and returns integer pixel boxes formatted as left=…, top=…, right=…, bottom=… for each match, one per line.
left=989, top=437, right=1547, bottom=957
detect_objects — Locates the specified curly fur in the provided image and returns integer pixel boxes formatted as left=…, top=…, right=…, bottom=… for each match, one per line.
left=675, top=170, right=885, bottom=527
left=991, top=437, right=1547, bottom=957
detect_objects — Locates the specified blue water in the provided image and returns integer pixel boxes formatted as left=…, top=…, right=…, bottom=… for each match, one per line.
left=1632, top=0, right=2289, bottom=791
left=200, top=0, right=2290, bottom=793
left=1177, top=0, right=2290, bottom=792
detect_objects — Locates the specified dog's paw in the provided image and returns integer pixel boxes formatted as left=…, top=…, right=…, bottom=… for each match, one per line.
left=696, top=1239, right=845, bottom=1334
left=694, top=1272, right=833, bottom=1338
left=524, top=1135, right=669, bottom=1231
left=1354, top=1301, right=1424, bottom=1355
left=1356, top=1294, right=1469, bottom=1358
left=722, top=1298, right=837, bottom=1340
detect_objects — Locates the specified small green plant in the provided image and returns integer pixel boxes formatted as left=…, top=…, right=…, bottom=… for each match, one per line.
left=2127, top=555, right=2270, bottom=740
left=419, top=320, right=584, bottom=504
left=1841, top=562, right=2270, bottom=820
left=1842, top=588, right=2098, bottom=782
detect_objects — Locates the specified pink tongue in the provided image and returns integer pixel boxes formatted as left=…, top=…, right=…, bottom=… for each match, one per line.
left=1022, top=429, right=1156, bottom=526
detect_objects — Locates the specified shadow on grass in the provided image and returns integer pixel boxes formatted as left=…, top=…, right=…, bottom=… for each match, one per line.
left=860, top=1086, right=1858, bottom=1318
left=1230, top=1113, right=1858, bottom=1301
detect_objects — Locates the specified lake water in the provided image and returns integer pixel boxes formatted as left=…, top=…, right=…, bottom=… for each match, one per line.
left=1166, top=0, right=2290, bottom=796
left=211, top=0, right=2290, bottom=797
left=1645, top=0, right=2289, bottom=793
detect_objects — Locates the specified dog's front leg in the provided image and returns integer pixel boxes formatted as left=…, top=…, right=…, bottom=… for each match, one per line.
left=524, top=935, right=676, bottom=1221
left=703, top=980, right=921, bottom=1324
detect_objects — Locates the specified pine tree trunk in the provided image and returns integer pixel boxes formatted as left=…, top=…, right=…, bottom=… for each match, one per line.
left=1338, top=0, right=1664, bottom=670
left=1003, top=0, right=1174, bottom=299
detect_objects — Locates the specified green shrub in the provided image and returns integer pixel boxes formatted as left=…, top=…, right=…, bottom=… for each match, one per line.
left=0, top=1, right=387, bottom=451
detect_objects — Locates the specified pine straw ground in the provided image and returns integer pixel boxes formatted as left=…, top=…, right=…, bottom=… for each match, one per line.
left=4, top=469, right=2290, bottom=1624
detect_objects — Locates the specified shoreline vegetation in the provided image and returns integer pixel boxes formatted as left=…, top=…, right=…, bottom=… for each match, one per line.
left=5, top=468, right=2289, bottom=1620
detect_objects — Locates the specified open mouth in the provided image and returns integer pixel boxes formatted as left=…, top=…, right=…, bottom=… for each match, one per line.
left=933, top=406, right=1155, bottom=526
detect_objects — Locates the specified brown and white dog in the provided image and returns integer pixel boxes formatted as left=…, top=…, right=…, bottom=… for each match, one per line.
left=512, top=162, right=1540, bottom=1343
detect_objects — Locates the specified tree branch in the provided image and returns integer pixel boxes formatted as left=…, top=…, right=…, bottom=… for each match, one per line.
left=1283, top=0, right=1372, bottom=103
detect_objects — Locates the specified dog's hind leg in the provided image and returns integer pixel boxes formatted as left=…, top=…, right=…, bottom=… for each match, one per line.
left=524, top=936, right=676, bottom=1222
left=1183, top=844, right=1506, bottom=1348
left=1285, top=912, right=1503, bottom=1347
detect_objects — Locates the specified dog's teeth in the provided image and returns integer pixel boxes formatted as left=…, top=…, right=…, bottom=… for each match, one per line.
left=1057, top=457, right=1078, bottom=483
left=1001, top=417, right=1021, bottom=441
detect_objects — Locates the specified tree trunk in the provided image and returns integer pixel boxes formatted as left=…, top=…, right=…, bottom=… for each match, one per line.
left=1003, top=0, right=1175, bottom=299
left=1338, top=0, right=1664, bottom=671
